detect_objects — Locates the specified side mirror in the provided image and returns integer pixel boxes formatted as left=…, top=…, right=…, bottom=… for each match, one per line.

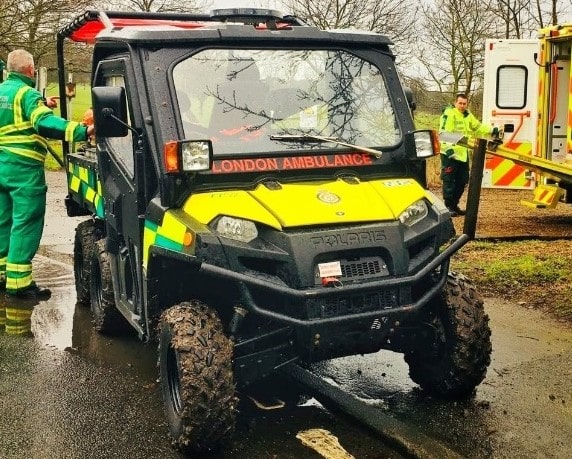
left=403, top=86, right=417, bottom=112
left=92, top=86, right=129, bottom=137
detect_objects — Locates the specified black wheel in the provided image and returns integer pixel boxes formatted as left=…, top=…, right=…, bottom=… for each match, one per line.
left=73, top=219, right=101, bottom=305
left=404, top=272, right=492, bottom=399
left=159, top=301, right=237, bottom=455
left=90, top=239, right=124, bottom=334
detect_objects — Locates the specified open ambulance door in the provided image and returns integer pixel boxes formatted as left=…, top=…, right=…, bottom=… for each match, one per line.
left=537, top=30, right=572, bottom=167
left=481, top=39, right=538, bottom=190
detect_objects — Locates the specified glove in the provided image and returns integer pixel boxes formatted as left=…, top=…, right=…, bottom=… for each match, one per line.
left=443, top=148, right=455, bottom=158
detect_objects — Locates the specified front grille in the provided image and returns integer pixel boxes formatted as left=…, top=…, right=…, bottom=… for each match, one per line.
left=316, top=290, right=398, bottom=318
left=315, top=256, right=389, bottom=286
left=341, top=258, right=388, bottom=279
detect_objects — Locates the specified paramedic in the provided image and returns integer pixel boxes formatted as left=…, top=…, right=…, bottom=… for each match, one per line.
left=0, top=49, right=94, bottom=300
left=439, top=93, right=496, bottom=217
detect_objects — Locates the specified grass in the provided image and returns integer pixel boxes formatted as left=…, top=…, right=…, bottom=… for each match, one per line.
left=413, top=111, right=438, bottom=130
left=452, top=240, right=572, bottom=322
left=423, top=105, right=572, bottom=323
left=414, top=111, right=441, bottom=187
left=44, top=83, right=92, bottom=170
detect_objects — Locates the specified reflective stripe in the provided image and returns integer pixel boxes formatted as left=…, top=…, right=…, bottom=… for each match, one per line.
left=30, top=104, right=51, bottom=126
left=13, top=86, right=32, bottom=124
left=0, top=133, right=48, bottom=147
left=5, top=308, right=33, bottom=334
left=6, top=274, right=33, bottom=290
left=0, top=121, right=33, bottom=135
left=6, top=308, right=33, bottom=320
left=65, top=121, right=80, bottom=142
left=6, top=262, right=33, bottom=273
left=6, top=325, right=31, bottom=335
left=0, top=146, right=44, bottom=162
left=0, top=85, right=48, bottom=163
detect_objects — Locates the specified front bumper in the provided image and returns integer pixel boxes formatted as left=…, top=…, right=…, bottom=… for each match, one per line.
left=198, top=234, right=469, bottom=327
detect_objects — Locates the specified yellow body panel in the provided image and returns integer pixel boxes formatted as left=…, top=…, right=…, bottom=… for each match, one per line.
left=157, top=212, right=188, bottom=242
left=184, top=177, right=427, bottom=228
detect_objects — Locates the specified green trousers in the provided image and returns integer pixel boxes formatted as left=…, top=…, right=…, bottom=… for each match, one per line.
left=440, top=154, right=469, bottom=209
left=0, top=158, right=47, bottom=293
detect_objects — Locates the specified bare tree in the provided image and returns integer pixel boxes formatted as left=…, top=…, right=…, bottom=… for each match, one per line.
left=493, top=0, right=534, bottom=38
left=533, top=0, right=572, bottom=27
left=417, top=0, right=498, bottom=106
left=0, top=0, right=94, bottom=65
left=491, top=0, right=571, bottom=38
left=0, top=0, right=213, bottom=77
left=285, top=0, right=419, bottom=61
left=110, top=0, right=210, bottom=13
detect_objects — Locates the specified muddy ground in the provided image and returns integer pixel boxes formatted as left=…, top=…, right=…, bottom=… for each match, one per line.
left=441, top=187, right=572, bottom=239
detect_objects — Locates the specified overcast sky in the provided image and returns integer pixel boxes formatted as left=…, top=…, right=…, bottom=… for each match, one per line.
left=209, top=0, right=291, bottom=14
left=208, top=1, right=572, bottom=30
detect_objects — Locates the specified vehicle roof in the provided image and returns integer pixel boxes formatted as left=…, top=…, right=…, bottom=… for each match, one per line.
left=58, top=10, right=393, bottom=47
left=537, top=23, right=572, bottom=39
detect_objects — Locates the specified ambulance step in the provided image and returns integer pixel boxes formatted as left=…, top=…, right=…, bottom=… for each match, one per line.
left=520, top=184, right=564, bottom=208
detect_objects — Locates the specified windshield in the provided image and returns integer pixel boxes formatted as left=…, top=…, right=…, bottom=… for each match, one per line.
left=172, top=49, right=400, bottom=155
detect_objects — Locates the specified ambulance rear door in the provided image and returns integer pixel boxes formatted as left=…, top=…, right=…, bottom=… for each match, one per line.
left=481, top=39, right=539, bottom=189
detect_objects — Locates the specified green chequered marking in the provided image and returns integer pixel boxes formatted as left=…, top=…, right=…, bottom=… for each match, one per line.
left=155, top=234, right=184, bottom=251
left=68, top=162, right=104, bottom=217
left=144, top=219, right=184, bottom=252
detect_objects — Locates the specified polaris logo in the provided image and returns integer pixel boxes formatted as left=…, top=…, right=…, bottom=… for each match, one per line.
left=310, top=230, right=387, bottom=247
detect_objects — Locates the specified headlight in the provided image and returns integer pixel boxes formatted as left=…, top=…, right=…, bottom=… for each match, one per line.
left=399, top=200, right=428, bottom=227
left=164, top=140, right=212, bottom=173
left=214, top=216, right=258, bottom=243
left=181, top=141, right=211, bottom=171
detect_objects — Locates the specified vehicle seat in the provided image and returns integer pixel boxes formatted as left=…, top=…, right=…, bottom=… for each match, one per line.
left=266, top=88, right=305, bottom=121
left=213, top=59, right=269, bottom=130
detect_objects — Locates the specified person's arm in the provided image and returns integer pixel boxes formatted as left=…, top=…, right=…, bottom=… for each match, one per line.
left=45, top=96, right=59, bottom=109
left=467, top=112, right=493, bottom=137
left=24, top=89, right=89, bottom=142
left=439, top=108, right=460, bottom=157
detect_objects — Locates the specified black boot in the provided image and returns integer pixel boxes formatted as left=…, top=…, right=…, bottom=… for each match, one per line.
left=7, top=284, right=52, bottom=301
left=446, top=206, right=459, bottom=217
left=453, top=205, right=466, bottom=216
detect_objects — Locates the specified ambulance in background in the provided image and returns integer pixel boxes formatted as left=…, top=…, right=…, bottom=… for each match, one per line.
left=482, top=25, right=572, bottom=207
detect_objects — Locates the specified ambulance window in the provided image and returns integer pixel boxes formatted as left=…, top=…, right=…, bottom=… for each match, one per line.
left=496, top=65, right=527, bottom=109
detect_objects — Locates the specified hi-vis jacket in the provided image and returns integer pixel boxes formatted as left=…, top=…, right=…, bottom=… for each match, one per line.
left=439, top=105, right=492, bottom=163
left=0, top=72, right=88, bottom=165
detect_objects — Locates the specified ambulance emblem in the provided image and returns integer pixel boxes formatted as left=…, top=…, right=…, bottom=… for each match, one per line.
left=317, top=191, right=340, bottom=204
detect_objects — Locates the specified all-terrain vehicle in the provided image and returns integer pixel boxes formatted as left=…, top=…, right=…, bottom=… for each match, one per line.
left=56, top=9, right=492, bottom=454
